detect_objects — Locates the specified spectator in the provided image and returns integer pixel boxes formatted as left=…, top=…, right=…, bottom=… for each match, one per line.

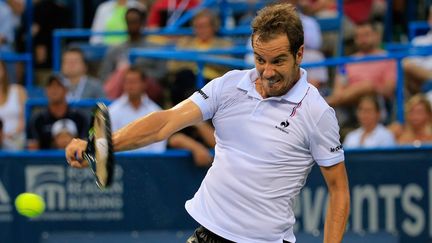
left=343, top=95, right=395, bottom=148
left=109, top=66, right=167, bottom=152
left=61, top=47, right=105, bottom=101
left=90, top=0, right=144, bottom=45
left=6, top=0, right=25, bottom=28
left=168, top=9, right=232, bottom=106
left=402, top=5, right=432, bottom=95
left=27, top=74, right=89, bottom=150
left=169, top=66, right=216, bottom=167
left=0, top=60, right=27, bottom=150
left=32, top=0, right=71, bottom=68
left=146, top=0, right=199, bottom=28
left=389, top=94, right=432, bottom=146
left=0, top=1, right=15, bottom=52
left=326, top=21, right=396, bottom=125
left=100, top=6, right=166, bottom=101
left=109, top=66, right=213, bottom=166
left=298, top=0, right=337, bottom=18
left=51, top=118, right=78, bottom=149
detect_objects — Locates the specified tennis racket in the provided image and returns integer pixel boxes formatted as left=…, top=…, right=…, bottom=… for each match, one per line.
left=80, top=102, right=115, bottom=189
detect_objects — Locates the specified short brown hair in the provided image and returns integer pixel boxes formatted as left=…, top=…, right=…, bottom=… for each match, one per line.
left=193, top=9, right=220, bottom=31
left=251, top=3, right=303, bottom=56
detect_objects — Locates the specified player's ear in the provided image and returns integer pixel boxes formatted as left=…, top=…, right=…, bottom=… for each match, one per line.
left=295, top=45, right=304, bottom=66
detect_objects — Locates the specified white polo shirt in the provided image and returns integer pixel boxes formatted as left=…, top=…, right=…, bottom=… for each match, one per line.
left=186, top=68, right=344, bottom=243
left=109, top=94, right=167, bottom=152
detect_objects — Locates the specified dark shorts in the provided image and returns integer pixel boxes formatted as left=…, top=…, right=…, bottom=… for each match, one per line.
left=186, top=226, right=291, bottom=243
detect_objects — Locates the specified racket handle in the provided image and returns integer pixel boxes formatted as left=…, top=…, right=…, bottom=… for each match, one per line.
left=74, top=151, right=83, bottom=162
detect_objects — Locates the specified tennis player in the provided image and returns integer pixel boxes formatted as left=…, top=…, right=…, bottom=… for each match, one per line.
left=66, top=3, right=350, bottom=242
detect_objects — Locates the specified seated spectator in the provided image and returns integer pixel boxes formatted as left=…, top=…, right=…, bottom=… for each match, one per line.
left=389, top=94, right=432, bottom=146
left=109, top=66, right=213, bottom=166
left=109, top=66, right=167, bottom=152
left=146, top=0, right=199, bottom=29
left=168, top=9, right=232, bottom=105
left=32, top=0, right=71, bottom=68
left=343, top=95, right=395, bottom=148
left=51, top=119, right=78, bottom=149
left=402, top=5, right=432, bottom=94
left=61, top=47, right=105, bottom=101
left=298, top=0, right=337, bottom=18
left=90, top=0, right=144, bottom=45
left=100, top=6, right=165, bottom=101
left=327, top=21, right=396, bottom=127
left=27, top=74, right=89, bottom=150
left=0, top=1, right=15, bottom=52
left=327, top=21, right=396, bottom=107
left=0, top=60, right=27, bottom=150
left=168, top=69, right=216, bottom=167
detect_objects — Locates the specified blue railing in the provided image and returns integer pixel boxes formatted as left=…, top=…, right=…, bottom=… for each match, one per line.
left=128, top=45, right=432, bottom=123
left=408, top=21, right=430, bottom=41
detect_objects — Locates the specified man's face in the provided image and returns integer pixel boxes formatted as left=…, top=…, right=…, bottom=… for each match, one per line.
left=193, top=15, right=215, bottom=42
left=62, top=52, right=86, bottom=78
left=356, top=99, right=380, bottom=129
left=46, top=81, right=67, bottom=103
left=253, top=34, right=303, bottom=97
left=124, top=71, right=145, bottom=98
left=354, top=25, right=378, bottom=53
left=126, top=12, right=143, bottom=36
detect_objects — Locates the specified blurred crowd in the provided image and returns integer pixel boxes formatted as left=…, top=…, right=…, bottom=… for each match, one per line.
left=1, top=0, right=432, bottom=165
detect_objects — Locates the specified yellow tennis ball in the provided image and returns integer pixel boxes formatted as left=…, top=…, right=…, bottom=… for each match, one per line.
left=14, top=193, right=45, bottom=218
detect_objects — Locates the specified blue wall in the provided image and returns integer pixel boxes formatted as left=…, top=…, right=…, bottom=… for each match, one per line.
left=0, top=148, right=431, bottom=243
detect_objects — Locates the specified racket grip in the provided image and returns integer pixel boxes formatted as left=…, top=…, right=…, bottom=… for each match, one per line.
left=74, top=151, right=83, bottom=162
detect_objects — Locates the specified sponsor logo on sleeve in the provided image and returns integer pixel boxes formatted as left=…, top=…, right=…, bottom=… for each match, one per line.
left=330, top=144, right=343, bottom=152
left=197, top=89, right=209, bottom=99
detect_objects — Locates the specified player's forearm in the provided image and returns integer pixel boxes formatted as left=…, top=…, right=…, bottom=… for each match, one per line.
left=113, top=110, right=171, bottom=151
left=323, top=188, right=350, bottom=243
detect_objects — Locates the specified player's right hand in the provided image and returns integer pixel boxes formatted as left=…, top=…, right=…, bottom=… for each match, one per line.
left=65, top=138, right=88, bottom=168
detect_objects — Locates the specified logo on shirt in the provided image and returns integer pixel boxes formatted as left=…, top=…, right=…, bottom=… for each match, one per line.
left=330, top=144, right=343, bottom=152
left=275, top=120, right=290, bottom=134
left=280, top=120, right=290, bottom=128
left=197, top=89, right=209, bottom=99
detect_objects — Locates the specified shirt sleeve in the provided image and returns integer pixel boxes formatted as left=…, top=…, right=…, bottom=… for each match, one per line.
left=189, top=76, right=224, bottom=121
left=310, top=108, right=345, bottom=167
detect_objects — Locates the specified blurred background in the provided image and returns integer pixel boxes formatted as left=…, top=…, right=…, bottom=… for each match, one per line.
left=0, top=0, right=432, bottom=242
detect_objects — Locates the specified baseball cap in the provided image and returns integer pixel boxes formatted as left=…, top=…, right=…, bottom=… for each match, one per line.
left=51, top=119, right=78, bottom=137
left=46, top=74, right=67, bottom=87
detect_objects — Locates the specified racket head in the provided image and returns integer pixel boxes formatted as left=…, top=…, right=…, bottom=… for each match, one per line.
left=83, top=102, right=115, bottom=189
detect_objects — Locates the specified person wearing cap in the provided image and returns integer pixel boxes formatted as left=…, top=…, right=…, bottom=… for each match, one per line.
left=27, top=74, right=89, bottom=150
left=51, top=118, right=78, bottom=149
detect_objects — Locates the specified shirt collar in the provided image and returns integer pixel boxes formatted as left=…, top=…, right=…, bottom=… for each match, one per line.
left=118, top=94, right=149, bottom=107
left=237, top=68, right=310, bottom=103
